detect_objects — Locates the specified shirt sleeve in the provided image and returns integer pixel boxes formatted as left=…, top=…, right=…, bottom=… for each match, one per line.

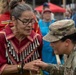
left=44, top=64, right=64, bottom=75
left=0, top=33, right=7, bottom=74
left=72, top=52, right=76, bottom=73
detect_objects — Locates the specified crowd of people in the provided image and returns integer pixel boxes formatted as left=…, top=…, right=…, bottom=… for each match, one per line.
left=0, top=0, right=76, bottom=75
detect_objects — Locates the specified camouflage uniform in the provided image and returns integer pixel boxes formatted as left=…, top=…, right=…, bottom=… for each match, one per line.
left=44, top=46, right=76, bottom=75
left=43, top=19, right=76, bottom=75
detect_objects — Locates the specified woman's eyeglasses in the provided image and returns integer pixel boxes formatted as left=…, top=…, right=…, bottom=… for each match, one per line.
left=17, top=18, right=36, bottom=25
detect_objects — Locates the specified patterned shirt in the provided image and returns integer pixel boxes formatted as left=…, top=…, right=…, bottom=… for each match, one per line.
left=0, top=25, right=42, bottom=74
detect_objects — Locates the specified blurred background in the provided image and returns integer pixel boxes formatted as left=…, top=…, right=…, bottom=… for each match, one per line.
left=26, top=0, right=76, bottom=20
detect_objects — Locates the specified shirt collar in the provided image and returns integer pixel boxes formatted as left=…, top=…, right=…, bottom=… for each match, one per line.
left=4, top=25, right=35, bottom=42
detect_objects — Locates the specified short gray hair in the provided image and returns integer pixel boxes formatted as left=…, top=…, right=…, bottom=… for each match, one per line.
left=11, top=3, right=33, bottom=19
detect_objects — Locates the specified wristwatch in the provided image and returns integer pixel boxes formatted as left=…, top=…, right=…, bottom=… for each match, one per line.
left=17, top=64, right=21, bottom=72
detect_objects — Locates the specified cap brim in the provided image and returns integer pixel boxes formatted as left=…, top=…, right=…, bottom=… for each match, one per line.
left=43, top=32, right=62, bottom=42
left=43, top=10, right=51, bottom=13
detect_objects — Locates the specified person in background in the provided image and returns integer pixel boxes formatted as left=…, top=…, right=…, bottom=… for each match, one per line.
left=0, top=3, right=42, bottom=75
left=33, top=10, right=42, bottom=36
left=64, top=8, right=72, bottom=19
left=43, top=2, right=49, bottom=10
left=34, top=10, right=40, bottom=21
left=39, top=2, right=64, bottom=75
left=39, top=7, right=57, bottom=63
left=72, top=12, right=76, bottom=26
left=43, top=2, right=55, bottom=20
left=0, top=0, right=11, bottom=30
left=64, top=7, right=73, bottom=62
left=38, top=7, right=64, bottom=75
left=35, top=19, right=76, bottom=75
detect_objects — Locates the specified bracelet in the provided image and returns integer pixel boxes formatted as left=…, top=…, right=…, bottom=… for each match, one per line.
left=17, top=61, right=24, bottom=74
left=17, top=64, right=21, bottom=73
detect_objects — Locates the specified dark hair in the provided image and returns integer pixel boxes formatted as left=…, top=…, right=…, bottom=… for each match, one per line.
left=9, top=0, right=18, bottom=10
left=10, top=3, right=33, bottom=19
left=43, top=2, right=49, bottom=10
left=9, top=0, right=26, bottom=10
left=60, top=33, right=76, bottom=44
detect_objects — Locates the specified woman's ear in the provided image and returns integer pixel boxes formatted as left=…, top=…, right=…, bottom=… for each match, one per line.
left=65, top=39, right=71, bottom=46
left=11, top=16, right=16, bottom=21
left=11, top=16, right=17, bottom=25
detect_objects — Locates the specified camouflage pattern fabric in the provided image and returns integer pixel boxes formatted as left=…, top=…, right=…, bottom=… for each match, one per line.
left=43, top=19, right=76, bottom=43
left=44, top=45, right=76, bottom=75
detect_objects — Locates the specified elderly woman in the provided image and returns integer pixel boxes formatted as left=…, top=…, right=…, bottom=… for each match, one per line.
left=0, top=3, right=42, bottom=75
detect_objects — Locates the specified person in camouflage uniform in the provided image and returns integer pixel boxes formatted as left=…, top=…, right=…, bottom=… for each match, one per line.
left=35, top=19, right=76, bottom=75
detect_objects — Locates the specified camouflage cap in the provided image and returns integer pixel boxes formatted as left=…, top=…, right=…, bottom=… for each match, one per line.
left=43, top=19, right=76, bottom=42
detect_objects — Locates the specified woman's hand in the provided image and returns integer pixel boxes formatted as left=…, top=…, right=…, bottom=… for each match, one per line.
left=23, top=59, right=41, bottom=72
left=34, top=60, right=49, bottom=70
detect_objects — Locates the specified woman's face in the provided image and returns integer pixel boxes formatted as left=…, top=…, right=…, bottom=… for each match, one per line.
left=43, top=11, right=51, bottom=21
left=14, top=10, right=35, bottom=36
left=50, top=40, right=67, bottom=55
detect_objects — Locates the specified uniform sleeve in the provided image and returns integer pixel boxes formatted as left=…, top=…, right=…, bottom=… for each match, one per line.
left=68, top=51, right=76, bottom=75
left=44, top=64, right=64, bottom=75
left=72, top=53, right=76, bottom=69
left=0, top=33, right=7, bottom=74
left=72, top=53, right=76, bottom=75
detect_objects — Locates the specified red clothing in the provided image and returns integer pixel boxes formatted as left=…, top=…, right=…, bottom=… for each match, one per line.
left=33, top=22, right=42, bottom=36
left=0, top=12, right=13, bottom=31
left=33, top=16, right=42, bottom=36
left=0, top=26, right=42, bottom=74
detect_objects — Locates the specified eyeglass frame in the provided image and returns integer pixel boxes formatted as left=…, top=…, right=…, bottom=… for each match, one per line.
left=17, top=18, right=36, bottom=26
